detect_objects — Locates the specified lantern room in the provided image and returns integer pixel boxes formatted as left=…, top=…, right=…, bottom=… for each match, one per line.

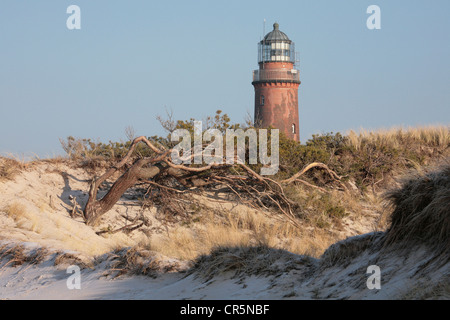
left=258, top=23, right=296, bottom=64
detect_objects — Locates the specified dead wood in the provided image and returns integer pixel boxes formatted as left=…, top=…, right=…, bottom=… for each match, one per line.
left=82, top=136, right=344, bottom=228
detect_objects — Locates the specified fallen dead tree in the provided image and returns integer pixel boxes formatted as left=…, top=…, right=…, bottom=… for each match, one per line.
left=82, top=136, right=344, bottom=228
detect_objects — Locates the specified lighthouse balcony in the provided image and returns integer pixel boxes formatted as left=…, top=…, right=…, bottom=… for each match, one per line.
left=252, top=69, right=300, bottom=83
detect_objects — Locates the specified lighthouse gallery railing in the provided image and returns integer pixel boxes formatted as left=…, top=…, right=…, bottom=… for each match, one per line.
left=252, top=69, right=300, bottom=82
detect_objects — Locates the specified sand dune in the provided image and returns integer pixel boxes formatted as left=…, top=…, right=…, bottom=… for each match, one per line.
left=0, top=159, right=448, bottom=300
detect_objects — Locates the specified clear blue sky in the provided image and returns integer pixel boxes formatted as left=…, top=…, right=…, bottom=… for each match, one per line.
left=1, top=0, right=449, bottom=157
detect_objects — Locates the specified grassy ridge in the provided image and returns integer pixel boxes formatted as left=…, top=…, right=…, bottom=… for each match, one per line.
left=1, top=124, right=448, bottom=260
left=58, top=124, right=449, bottom=190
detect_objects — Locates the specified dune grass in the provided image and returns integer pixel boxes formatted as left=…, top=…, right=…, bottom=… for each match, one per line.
left=140, top=207, right=336, bottom=261
left=384, top=161, right=450, bottom=250
left=0, top=157, right=26, bottom=182
left=346, top=125, right=450, bottom=151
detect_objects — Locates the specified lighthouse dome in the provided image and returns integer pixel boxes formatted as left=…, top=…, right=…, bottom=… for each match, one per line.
left=263, top=23, right=291, bottom=43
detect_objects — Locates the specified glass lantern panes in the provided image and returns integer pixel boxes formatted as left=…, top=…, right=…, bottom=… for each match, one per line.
left=258, top=41, right=295, bottom=64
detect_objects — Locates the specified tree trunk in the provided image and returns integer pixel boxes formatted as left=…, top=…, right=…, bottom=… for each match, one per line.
left=84, top=159, right=168, bottom=226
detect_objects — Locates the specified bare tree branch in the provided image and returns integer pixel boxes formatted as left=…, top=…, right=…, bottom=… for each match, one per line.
left=81, top=135, right=345, bottom=229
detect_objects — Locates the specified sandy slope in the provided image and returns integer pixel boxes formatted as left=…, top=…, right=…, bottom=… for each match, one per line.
left=0, top=162, right=132, bottom=256
left=0, top=160, right=448, bottom=300
left=1, top=234, right=447, bottom=300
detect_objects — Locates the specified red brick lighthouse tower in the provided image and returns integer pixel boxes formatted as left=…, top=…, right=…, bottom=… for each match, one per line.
left=252, top=22, right=300, bottom=141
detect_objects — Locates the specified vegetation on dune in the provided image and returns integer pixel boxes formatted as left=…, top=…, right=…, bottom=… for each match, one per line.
left=0, top=157, right=26, bottom=181
left=384, top=162, right=450, bottom=251
left=1, top=112, right=448, bottom=269
left=2, top=111, right=448, bottom=233
left=55, top=111, right=449, bottom=231
left=59, top=111, right=449, bottom=193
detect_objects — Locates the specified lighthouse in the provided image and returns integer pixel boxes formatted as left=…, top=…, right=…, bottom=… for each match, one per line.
left=252, top=22, right=300, bottom=141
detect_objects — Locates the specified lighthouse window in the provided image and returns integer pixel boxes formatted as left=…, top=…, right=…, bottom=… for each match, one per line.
left=260, top=95, right=265, bottom=106
left=292, top=124, right=296, bottom=134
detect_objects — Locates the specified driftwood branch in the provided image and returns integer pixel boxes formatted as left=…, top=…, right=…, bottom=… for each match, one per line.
left=281, top=162, right=341, bottom=184
left=82, top=136, right=345, bottom=228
